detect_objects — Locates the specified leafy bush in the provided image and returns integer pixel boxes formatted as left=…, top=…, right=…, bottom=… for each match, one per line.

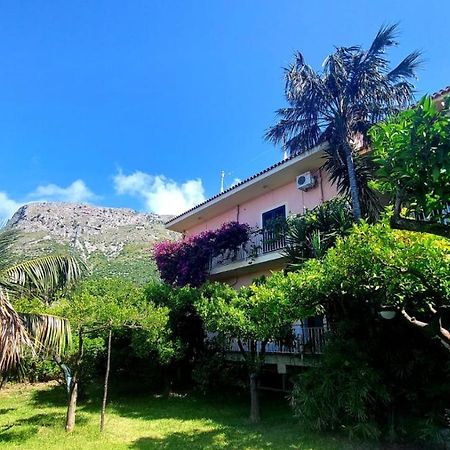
left=371, top=95, right=450, bottom=221
left=20, top=357, right=61, bottom=383
left=154, top=221, right=250, bottom=287
left=144, top=281, right=205, bottom=387
left=291, top=331, right=390, bottom=440
left=192, top=344, right=246, bottom=395
left=284, top=198, right=354, bottom=268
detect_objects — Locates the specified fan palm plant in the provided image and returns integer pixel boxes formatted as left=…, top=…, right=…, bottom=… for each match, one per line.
left=266, top=24, right=421, bottom=220
left=0, top=229, right=84, bottom=372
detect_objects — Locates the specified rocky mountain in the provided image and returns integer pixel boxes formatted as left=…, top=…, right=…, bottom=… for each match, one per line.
left=6, top=202, right=179, bottom=284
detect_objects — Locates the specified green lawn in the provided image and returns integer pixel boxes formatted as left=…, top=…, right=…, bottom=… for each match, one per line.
left=0, top=382, right=373, bottom=450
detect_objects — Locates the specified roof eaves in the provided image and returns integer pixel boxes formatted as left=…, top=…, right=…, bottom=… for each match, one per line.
left=431, top=85, right=450, bottom=100
left=164, top=146, right=323, bottom=225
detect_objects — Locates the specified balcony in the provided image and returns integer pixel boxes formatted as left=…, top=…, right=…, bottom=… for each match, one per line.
left=209, top=228, right=287, bottom=273
left=225, top=326, right=325, bottom=356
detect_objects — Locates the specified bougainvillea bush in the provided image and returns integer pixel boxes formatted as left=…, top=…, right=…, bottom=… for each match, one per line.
left=154, top=221, right=250, bottom=287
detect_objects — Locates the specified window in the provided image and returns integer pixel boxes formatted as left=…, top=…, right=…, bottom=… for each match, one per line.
left=261, top=205, right=286, bottom=253
left=262, top=205, right=286, bottom=229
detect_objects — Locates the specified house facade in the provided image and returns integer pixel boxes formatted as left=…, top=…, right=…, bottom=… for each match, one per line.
left=165, top=142, right=338, bottom=289
left=164, top=86, right=449, bottom=379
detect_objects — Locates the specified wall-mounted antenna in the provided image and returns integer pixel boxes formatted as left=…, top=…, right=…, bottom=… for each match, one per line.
left=220, top=170, right=225, bottom=193
left=282, top=136, right=288, bottom=160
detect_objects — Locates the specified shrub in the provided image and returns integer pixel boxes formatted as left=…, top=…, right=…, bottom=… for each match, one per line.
left=284, top=198, right=354, bottom=269
left=192, top=346, right=246, bottom=395
left=154, top=221, right=250, bottom=287
left=291, top=331, right=390, bottom=440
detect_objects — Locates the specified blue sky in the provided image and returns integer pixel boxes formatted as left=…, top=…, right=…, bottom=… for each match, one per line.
left=0, top=0, right=448, bottom=220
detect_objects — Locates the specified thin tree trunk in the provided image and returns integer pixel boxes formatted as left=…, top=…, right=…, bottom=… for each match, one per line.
left=65, top=378, right=78, bottom=432
left=391, top=214, right=450, bottom=238
left=344, top=143, right=362, bottom=221
left=249, top=372, right=260, bottom=423
left=390, top=189, right=450, bottom=238
left=65, top=329, right=83, bottom=433
left=100, top=328, right=112, bottom=432
left=0, top=375, right=7, bottom=390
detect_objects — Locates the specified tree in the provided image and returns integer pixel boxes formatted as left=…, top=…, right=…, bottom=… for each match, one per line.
left=266, top=24, right=420, bottom=220
left=283, top=221, right=450, bottom=351
left=370, top=95, right=450, bottom=238
left=270, top=223, right=450, bottom=438
left=0, top=229, right=84, bottom=373
left=196, top=281, right=298, bottom=423
left=145, top=282, right=205, bottom=389
left=48, top=278, right=172, bottom=432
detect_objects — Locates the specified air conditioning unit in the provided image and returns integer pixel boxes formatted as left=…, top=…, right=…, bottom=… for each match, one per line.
left=296, top=172, right=316, bottom=191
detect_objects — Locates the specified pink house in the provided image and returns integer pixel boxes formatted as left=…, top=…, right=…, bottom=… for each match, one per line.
left=164, top=86, right=449, bottom=376
left=165, top=142, right=338, bottom=289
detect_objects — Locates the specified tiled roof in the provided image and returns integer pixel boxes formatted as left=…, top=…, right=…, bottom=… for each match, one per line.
left=431, top=86, right=450, bottom=100
left=166, top=85, right=450, bottom=225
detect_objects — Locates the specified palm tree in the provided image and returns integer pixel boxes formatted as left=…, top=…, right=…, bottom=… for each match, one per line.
left=0, top=229, right=84, bottom=372
left=266, top=24, right=421, bottom=220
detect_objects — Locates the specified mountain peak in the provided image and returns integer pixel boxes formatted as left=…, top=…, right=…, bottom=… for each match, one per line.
left=7, top=202, right=178, bottom=284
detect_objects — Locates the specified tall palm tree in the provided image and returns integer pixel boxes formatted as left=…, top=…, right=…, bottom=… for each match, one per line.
left=0, top=229, right=84, bottom=372
left=266, top=24, right=421, bottom=220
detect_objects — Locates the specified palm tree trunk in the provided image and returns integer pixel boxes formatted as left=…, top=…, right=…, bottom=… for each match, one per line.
left=344, top=143, right=362, bottom=221
left=100, top=328, right=112, bottom=432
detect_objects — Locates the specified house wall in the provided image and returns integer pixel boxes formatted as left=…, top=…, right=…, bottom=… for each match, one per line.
left=181, top=168, right=338, bottom=289
left=185, top=168, right=338, bottom=236
left=219, top=269, right=274, bottom=289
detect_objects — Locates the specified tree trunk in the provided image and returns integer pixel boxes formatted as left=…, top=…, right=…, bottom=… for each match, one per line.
left=249, top=372, right=260, bottom=423
left=390, top=215, right=450, bottom=239
left=0, top=375, right=7, bottom=390
left=391, top=188, right=450, bottom=238
left=65, top=328, right=84, bottom=433
left=65, top=378, right=78, bottom=432
left=100, top=328, right=112, bottom=432
left=343, top=143, right=362, bottom=221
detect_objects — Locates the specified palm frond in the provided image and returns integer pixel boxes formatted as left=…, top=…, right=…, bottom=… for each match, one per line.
left=367, top=24, right=399, bottom=58
left=0, top=289, right=31, bottom=372
left=387, top=51, right=422, bottom=82
left=20, top=313, right=71, bottom=357
left=2, top=254, right=85, bottom=300
left=0, top=229, right=19, bottom=274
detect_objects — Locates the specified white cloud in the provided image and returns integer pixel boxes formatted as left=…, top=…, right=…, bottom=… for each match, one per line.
left=0, top=179, right=97, bottom=223
left=114, top=171, right=206, bottom=215
left=230, top=178, right=241, bottom=188
left=0, top=192, right=22, bottom=224
left=30, top=179, right=97, bottom=203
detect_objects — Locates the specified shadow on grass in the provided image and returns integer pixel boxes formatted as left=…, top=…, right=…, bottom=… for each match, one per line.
left=0, top=412, right=85, bottom=444
left=30, top=382, right=103, bottom=413
left=129, top=428, right=352, bottom=450
left=130, top=431, right=246, bottom=450
left=116, top=392, right=358, bottom=450
left=0, top=385, right=90, bottom=446
left=29, top=383, right=67, bottom=407
left=113, top=390, right=292, bottom=424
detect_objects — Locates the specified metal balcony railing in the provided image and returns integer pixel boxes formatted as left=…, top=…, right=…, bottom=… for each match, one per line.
left=413, top=202, right=450, bottom=225
left=224, top=326, right=325, bottom=356
left=209, top=228, right=286, bottom=271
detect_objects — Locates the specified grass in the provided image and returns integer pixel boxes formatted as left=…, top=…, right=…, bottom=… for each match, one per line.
left=0, top=382, right=375, bottom=449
